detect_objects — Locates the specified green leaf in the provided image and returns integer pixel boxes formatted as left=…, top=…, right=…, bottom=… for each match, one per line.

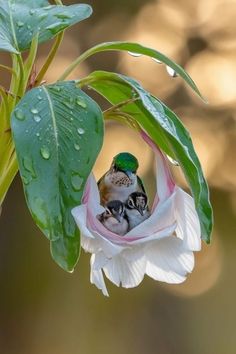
left=0, top=0, right=92, bottom=53
left=61, top=41, right=204, bottom=100
left=11, top=81, right=104, bottom=271
left=79, top=70, right=213, bottom=243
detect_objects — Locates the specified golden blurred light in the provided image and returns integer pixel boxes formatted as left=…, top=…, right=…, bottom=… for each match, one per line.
left=197, top=1, right=236, bottom=50
left=170, top=109, right=227, bottom=189
left=93, top=122, right=153, bottom=180
left=36, top=34, right=89, bottom=83
left=186, top=51, right=236, bottom=107
left=162, top=233, right=223, bottom=297
left=119, top=2, right=188, bottom=99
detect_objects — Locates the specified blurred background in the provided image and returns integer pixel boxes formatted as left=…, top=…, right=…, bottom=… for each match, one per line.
left=0, top=0, right=236, bottom=353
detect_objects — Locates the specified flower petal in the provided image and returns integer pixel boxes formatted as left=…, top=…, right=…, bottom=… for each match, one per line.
left=175, top=188, right=201, bottom=251
left=90, top=254, right=109, bottom=296
left=146, top=236, right=194, bottom=284
left=103, top=252, right=146, bottom=288
left=141, top=131, right=175, bottom=204
left=83, top=174, right=104, bottom=216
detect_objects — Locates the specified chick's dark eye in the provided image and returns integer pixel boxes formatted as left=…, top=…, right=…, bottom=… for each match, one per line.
left=128, top=199, right=134, bottom=208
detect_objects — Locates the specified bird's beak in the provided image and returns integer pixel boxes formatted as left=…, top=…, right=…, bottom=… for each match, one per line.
left=116, top=214, right=122, bottom=223
left=137, top=206, right=144, bottom=216
left=124, top=170, right=133, bottom=180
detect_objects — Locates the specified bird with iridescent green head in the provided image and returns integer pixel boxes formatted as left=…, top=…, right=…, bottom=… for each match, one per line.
left=98, top=152, right=146, bottom=205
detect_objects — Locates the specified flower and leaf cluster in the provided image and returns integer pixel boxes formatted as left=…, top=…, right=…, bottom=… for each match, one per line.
left=0, top=0, right=213, bottom=293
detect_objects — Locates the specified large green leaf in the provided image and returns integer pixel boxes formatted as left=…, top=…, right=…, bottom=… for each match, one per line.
left=78, top=71, right=213, bottom=243
left=11, top=81, right=104, bottom=271
left=0, top=0, right=92, bottom=53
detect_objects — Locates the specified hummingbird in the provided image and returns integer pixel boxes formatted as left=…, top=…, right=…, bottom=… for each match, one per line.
left=125, top=192, right=150, bottom=230
left=98, top=152, right=146, bottom=206
left=98, top=200, right=129, bottom=236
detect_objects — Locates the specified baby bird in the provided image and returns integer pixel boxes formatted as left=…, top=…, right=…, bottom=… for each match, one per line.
left=126, top=192, right=150, bottom=230
left=98, top=152, right=146, bottom=206
left=98, top=200, right=128, bottom=236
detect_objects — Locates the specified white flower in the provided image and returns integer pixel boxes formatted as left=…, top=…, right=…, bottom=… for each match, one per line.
left=72, top=132, right=201, bottom=296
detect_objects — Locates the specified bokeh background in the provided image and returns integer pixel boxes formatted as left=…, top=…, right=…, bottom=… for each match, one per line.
left=0, top=0, right=236, bottom=353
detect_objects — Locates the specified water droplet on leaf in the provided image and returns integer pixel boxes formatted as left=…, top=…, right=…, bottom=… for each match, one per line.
left=166, top=65, right=178, bottom=77
left=167, top=155, right=179, bottom=166
left=76, top=98, right=87, bottom=108
left=33, top=115, right=41, bottom=123
left=152, top=57, right=162, bottom=64
left=56, top=13, right=72, bottom=19
left=77, top=127, right=85, bottom=135
left=22, top=175, right=30, bottom=185
left=71, top=174, right=83, bottom=191
left=128, top=51, right=142, bottom=57
left=31, top=108, right=39, bottom=114
left=74, top=143, right=80, bottom=151
left=23, top=157, right=36, bottom=178
left=37, top=95, right=43, bottom=100
left=40, top=146, right=50, bottom=160
left=17, top=21, right=24, bottom=27
left=15, top=109, right=25, bottom=121
left=29, top=9, right=35, bottom=15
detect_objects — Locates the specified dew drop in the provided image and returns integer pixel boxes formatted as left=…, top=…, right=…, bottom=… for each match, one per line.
left=167, top=155, right=179, bottom=166
left=128, top=51, right=142, bottom=57
left=23, top=157, right=36, bottom=178
left=37, top=95, right=43, bottom=100
left=17, top=21, right=24, bottom=27
left=74, top=143, right=80, bottom=151
left=27, top=24, right=31, bottom=30
left=15, top=109, right=25, bottom=121
left=71, top=174, right=83, bottom=191
left=22, top=175, right=30, bottom=185
left=166, top=65, right=178, bottom=78
left=56, top=13, right=72, bottom=19
left=152, top=57, right=162, bottom=64
left=31, top=108, right=39, bottom=114
left=33, top=115, right=41, bottom=123
left=29, top=9, right=35, bottom=15
left=39, top=13, right=47, bottom=20
left=76, top=98, right=87, bottom=108
left=77, top=127, right=85, bottom=135
left=36, top=132, right=40, bottom=137
left=40, top=146, right=50, bottom=160
left=64, top=101, right=74, bottom=109
left=54, top=86, right=61, bottom=92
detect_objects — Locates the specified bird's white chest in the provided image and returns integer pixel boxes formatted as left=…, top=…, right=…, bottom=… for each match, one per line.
left=126, top=209, right=150, bottom=230
left=104, top=174, right=138, bottom=203
left=103, top=217, right=128, bottom=236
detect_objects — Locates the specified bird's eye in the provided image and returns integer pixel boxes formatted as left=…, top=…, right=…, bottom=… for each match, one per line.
left=105, top=207, right=112, bottom=215
left=128, top=199, right=135, bottom=208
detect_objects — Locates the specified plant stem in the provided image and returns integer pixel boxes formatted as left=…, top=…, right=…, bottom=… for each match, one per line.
left=0, top=152, right=18, bottom=207
left=35, top=32, right=64, bottom=86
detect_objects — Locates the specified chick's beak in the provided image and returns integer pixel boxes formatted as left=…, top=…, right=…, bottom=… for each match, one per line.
left=115, top=213, right=122, bottom=223
left=137, top=206, right=144, bottom=216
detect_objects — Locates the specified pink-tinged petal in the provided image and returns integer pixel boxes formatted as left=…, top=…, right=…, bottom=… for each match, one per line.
left=141, top=131, right=175, bottom=204
left=72, top=205, right=94, bottom=239
left=90, top=254, right=109, bottom=296
left=83, top=174, right=104, bottom=216
left=175, top=188, right=201, bottom=251
left=145, top=236, right=194, bottom=283
left=103, top=253, right=146, bottom=288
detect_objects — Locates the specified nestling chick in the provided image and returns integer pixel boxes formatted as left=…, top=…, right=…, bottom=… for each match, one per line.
left=98, top=152, right=146, bottom=205
left=126, top=192, right=150, bottom=230
left=98, top=200, right=128, bottom=236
